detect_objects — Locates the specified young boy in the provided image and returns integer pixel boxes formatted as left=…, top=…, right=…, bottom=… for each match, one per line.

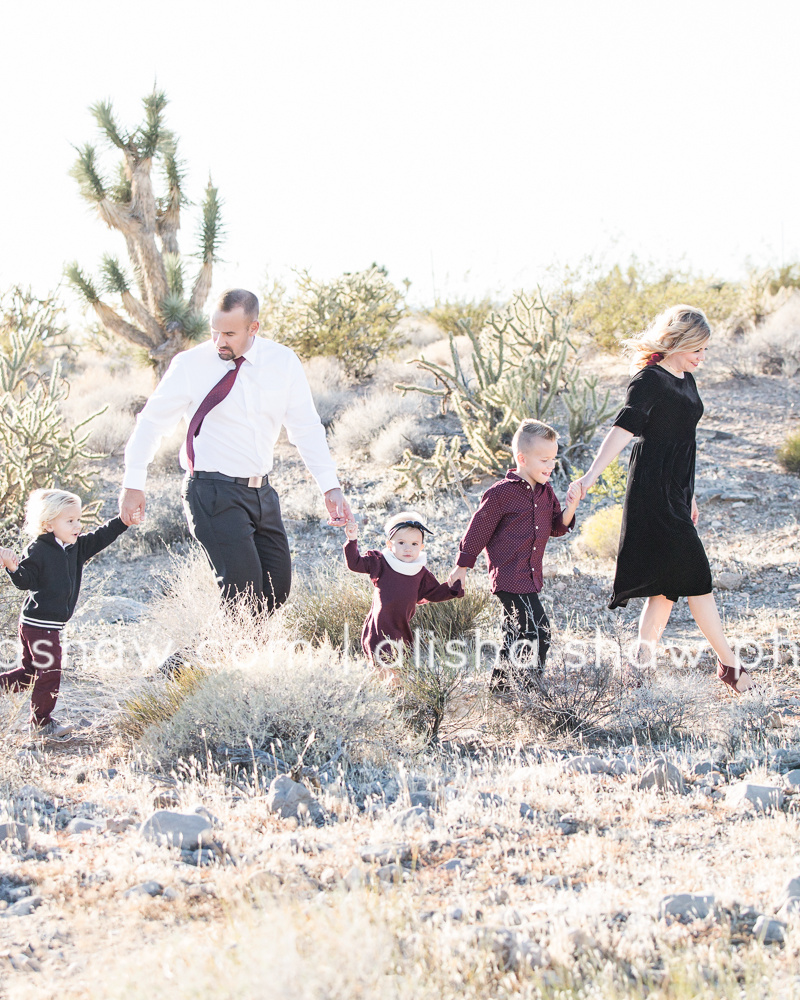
left=344, top=510, right=463, bottom=680
left=448, top=420, right=580, bottom=690
left=0, top=489, right=136, bottom=738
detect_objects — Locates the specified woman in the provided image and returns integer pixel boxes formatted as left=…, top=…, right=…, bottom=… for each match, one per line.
left=571, top=304, right=754, bottom=693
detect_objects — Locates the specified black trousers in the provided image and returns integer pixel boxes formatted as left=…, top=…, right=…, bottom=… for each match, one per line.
left=496, top=590, right=551, bottom=671
left=182, top=475, right=291, bottom=614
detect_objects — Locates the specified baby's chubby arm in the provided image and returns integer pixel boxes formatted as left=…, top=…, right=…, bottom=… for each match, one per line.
left=0, top=547, right=19, bottom=572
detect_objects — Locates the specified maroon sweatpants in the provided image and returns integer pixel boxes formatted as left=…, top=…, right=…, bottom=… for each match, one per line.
left=0, top=624, right=62, bottom=725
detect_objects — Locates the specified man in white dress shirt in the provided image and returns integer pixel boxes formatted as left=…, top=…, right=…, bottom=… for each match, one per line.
left=120, top=288, right=351, bottom=613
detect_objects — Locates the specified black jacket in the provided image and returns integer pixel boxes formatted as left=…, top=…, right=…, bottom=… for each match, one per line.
left=6, top=517, right=128, bottom=629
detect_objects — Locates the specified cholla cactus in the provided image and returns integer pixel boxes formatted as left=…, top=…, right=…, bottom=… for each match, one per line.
left=395, top=290, right=615, bottom=488
left=66, top=90, right=223, bottom=374
left=0, top=309, right=103, bottom=530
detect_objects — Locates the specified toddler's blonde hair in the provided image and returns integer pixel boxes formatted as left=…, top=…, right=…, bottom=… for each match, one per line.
left=623, top=304, right=711, bottom=373
left=24, top=489, right=82, bottom=538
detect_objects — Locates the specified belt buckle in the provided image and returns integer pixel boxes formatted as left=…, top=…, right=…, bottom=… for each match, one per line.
left=248, top=475, right=263, bottom=488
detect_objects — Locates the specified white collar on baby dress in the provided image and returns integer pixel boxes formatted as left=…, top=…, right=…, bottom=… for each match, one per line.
left=381, top=547, right=427, bottom=576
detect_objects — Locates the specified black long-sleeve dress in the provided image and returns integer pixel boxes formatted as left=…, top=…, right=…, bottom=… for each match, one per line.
left=608, top=365, right=713, bottom=609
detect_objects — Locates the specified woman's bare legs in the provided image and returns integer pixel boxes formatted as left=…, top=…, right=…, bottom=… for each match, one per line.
left=632, top=595, right=674, bottom=667
left=687, top=592, right=755, bottom=692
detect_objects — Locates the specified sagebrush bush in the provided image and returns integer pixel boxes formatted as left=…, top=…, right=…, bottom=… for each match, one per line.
left=777, top=427, right=800, bottom=474
left=617, top=671, right=710, bottom=742
left=369, top=415, right=431, bottom=466
left=303, top=356, right=352, bottom=428
left=422, top=297, right=495, bottom=339
left=518, top=649, right=622, bottom=736
left=576, top=504, right=623, bottom=559
left=132, top=641, right=408, bottom=769
left=329, top=389, right=420, bottom=456
left=285, top=566, right=373, bottom=652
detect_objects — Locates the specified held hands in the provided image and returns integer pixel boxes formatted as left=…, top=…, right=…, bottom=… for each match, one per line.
left=569, top=474, right=594, bottom=501
left=447, top=566, right=468, bottom=589
left=691, top=495, right=699, bottom=526
left=344, top=520, right=359, bottom=541
left=0, top=547, right=19, bottom=572
left=119, top=488, right=146, bottom=527
left=324, top=488, right=352, bottom=528
left=565, top=481, right=583, bottom=508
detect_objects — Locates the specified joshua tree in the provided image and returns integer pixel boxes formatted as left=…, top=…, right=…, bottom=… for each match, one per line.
left=66, top=89, right=223, bottom=374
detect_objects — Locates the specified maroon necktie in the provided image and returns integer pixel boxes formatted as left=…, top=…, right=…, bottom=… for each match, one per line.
left=186, top=355, right=245, bottom=474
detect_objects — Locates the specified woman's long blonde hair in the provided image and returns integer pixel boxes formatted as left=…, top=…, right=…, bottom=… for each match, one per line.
left=623, top=304, right=711, bottom=373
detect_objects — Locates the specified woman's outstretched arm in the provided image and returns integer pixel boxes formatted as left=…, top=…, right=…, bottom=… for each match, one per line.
left=571, top=426, right=634, bottom=498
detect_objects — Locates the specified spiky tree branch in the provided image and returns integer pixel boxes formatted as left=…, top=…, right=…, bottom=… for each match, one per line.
left=68, top=89, right=221, bottom=374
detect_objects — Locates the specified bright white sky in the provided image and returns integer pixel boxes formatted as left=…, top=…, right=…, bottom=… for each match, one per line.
left=3, top=0, right=799, bottom=313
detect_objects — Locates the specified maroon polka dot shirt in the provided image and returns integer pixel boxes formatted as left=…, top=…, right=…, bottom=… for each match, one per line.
left=456, top=470, right=576, bottom=594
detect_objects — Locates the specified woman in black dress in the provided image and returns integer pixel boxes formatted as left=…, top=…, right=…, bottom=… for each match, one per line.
left=570, top=305, right=755, bottom=693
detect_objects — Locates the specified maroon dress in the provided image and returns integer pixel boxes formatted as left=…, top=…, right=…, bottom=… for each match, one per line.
left=344, top=540, right=463, bottom=661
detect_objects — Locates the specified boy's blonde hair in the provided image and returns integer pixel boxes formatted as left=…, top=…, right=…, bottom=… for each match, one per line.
left=623, top=304, right=711, bottom=373
left=511, top=419, right=558, bottom=458
left=24, top=489, right=82, bottom=538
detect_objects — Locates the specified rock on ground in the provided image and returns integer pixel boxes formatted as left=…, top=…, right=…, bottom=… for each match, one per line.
left=659, top=893, right=716, bottom=922
left=637, top=758, right=686, bottom=794
left=725, top=783, right=784, bottom=813
left=139, top=810, right=214, bottom=851
left=265, top=774, right=325, bottom=824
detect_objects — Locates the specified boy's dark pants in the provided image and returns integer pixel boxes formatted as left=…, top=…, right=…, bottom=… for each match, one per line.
left=496, top=591, right=551, bottom=673
left=0, top=624, right=62, bottom=725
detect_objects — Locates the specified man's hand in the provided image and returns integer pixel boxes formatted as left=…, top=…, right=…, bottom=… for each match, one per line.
left=448, top=566, right=468, bottom=588
left=119, top=488, right=146, bottom=527
left=691, top=495, right=699, bottom=526
left=324, top=488, right=352, bottom=527
left=0, top=547, right=19, bottom=571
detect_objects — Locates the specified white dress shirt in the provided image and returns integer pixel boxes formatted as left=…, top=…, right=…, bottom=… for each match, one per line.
left=123, top=337, right=340, bottom=493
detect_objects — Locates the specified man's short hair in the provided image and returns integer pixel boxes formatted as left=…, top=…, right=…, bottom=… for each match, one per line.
left=511, top=419, right=558, bottom=457
left=215, top=288, right=259, bottom=325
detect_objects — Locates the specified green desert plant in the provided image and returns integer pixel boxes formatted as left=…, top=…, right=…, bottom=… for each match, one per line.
left=0, top=310, right=104, bottom=530
left=554, top=257, right=740, bottom=351
left=396, top=290, right=615, bottom=488
left=266, top=264, right=407, bottom=379
left=576, top=505, right=623, bottom=560
left=777, top=427, right=800, bottom=474
left=67, top=89, right=223, bottom=374
left=422, top=296, right=495, bottom=339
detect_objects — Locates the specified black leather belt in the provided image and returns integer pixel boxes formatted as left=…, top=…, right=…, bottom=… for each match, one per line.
left=190, top=470, right=269, bottom=488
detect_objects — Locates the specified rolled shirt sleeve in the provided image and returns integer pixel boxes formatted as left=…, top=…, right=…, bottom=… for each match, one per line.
left=613, top=371, right=656, bottom=437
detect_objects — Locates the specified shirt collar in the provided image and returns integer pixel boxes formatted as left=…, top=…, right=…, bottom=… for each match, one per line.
left=505, top=469, right=546, bottom=494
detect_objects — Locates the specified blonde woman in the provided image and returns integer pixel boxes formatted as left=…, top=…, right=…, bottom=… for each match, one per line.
left=571, top=305, right=754, bottom=694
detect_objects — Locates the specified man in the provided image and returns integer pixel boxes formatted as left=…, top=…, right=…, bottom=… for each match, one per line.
left=120, top=288, right=351, bottom=613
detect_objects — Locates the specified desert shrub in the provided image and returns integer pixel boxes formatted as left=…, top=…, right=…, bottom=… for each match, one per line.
left=396, top=290, right=615, bottom=489
left=518, top=648, right=622, bottom=737
left=554, top=257, right=740, bottom=351
left=329, top=388, right=420, bottom=456
left=265, top=265, right=407, bottom=379
left=303, top=356, right=352, bottom=428
left=777, top=427, right=800, bottom=474
left=422, top=296, right=495, bottom=339
left=120, top=665, right=211, bottom=743
left=744, top=292, right=800, bottom=375
left=0, top=286, right=67, bottom=358
left=133, top=641, right=407, bottom=770
left=284, top=566, right=373, bottom=653
left=0, top=305, right=104, bottom=529
left=369, top=415, right=431, bottom=466
left=616, top=672, right=709, bottom=742
left=576, top=504, right=623, bottom=559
